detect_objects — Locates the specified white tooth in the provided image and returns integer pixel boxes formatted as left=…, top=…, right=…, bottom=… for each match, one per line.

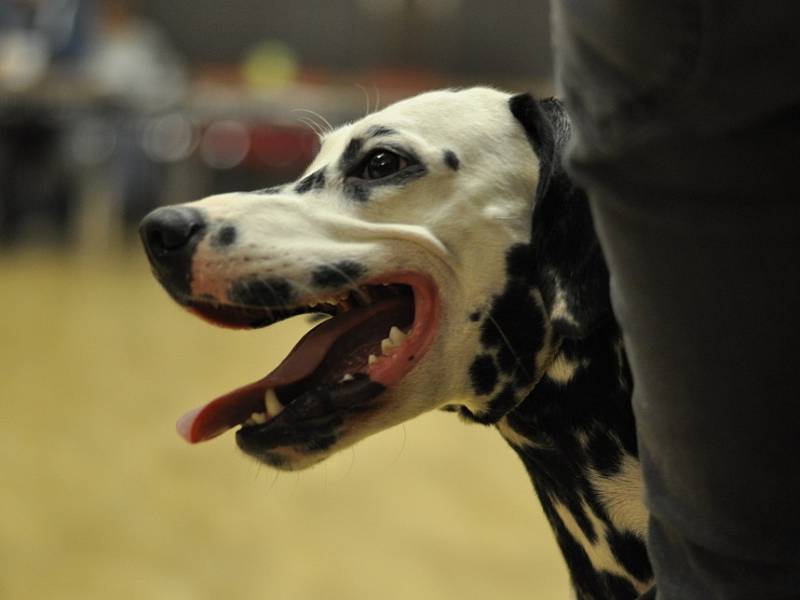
left=340, top=374, right=355, bottom=383
left=250, top=412, right=268, bottom=425
left=389, top=326, right=406, bottom=345
left=368, top=354, right=378, bottom=365
left=381, top=337, right=394, bottom=355
left=264, top=388, right=284, bottom=416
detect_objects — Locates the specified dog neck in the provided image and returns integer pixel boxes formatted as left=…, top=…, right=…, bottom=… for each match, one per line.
left=496, top=323, right=653, bottom=599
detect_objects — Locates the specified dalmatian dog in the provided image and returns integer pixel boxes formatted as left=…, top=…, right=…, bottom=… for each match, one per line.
left=140, top=88, right=653, bottom=600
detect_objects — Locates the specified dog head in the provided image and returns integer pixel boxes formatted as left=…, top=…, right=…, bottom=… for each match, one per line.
left=140, top=87, right=609, bottom=469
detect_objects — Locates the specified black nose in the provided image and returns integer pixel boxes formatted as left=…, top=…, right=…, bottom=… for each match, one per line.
left=140, top=206, right=205, bottom=256
left=139, top=206, right=206, bottom=295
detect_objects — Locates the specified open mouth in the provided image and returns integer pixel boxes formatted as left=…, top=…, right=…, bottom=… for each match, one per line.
left=175, top=272, right=439, bottom=450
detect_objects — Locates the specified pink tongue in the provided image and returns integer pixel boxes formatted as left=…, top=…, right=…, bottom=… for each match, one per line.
left=176, top=299, right=404, bottom=443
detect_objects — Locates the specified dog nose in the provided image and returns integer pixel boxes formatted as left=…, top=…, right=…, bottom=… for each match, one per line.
left=140, top=206, right=205, bottom=256
left=139, top=206, right=206, bottom=294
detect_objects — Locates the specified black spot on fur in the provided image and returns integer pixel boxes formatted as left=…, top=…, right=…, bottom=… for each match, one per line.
left=294, top=168, right=326, bottom=194
left=469, top=354, right=498, bottom=396
left=311, top=261, right=366, bottom=288
left=229, top=277, right=295, bottom=307
left=212, top=225, right=237, bottom=248
left=339, top=138, right=363, bottom=173
left=587, top=431, right=623, bottom=476
left=469, top=311, right=481, bottom=322
left=480, top=282, right=543, bottom=379
left=443, top=149, right=460, bottom=171
left=512, top=365, right=536, bottom=390
left=601, top=572, right=639, bottom=599
left=505, top=243, right=534, bottom=282
left=607, top=531, right=653, bottom=583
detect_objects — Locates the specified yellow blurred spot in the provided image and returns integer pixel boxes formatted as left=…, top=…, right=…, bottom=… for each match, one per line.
left=242, top=40, right=300, bottom=90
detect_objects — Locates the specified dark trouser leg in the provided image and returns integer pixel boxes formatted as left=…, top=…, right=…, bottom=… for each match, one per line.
left=550, top=1, right=800, bottom=598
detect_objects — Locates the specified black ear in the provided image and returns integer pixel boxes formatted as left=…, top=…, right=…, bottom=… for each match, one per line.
left=509, top=93, right=612, bottom=339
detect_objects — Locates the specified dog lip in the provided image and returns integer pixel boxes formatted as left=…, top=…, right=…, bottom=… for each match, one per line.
left=185, top=298, right=331, bottom=330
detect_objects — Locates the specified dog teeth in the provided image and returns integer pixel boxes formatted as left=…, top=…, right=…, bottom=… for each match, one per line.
left=309, top=296, right=339, bottom=307
left=339, top=373, right=355, bottom=383
left=368, top=354, right=378, bottom=365
left=244, top=412, right=267, bottom=426
left=389, top=326, right=407, bottom=345
left=380, top=325, right=407, bottom=356
left=264, top=388, right=284, bottom=416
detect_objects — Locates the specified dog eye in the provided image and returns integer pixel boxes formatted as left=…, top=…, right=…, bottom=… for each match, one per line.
left=362, top=150, right=408, bottom=180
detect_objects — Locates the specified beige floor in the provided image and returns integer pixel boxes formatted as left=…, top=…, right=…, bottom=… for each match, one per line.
left=0, top=248, right=569, bottom=600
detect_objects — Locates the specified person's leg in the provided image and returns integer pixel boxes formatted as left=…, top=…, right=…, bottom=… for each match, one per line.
left=550, top=2, right=800, bottom=598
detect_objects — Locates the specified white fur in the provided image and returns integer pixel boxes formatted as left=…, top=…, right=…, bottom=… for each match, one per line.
left=589, top=454, right=648, bottom=538
left=546, top=354, right=580, bottom=384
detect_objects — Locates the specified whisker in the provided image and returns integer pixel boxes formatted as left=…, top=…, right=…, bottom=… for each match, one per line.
left=295, top=115, right=324, bottom=139
left=389, top=424, right=407, bottom=466
left=373, top=84, right=381, bottom=112
left=355, top=83, right=371, bottom=116
left=292, top=108, right=334, bottom=135
left=293, top=112, right=325, bottom=138
left=265, top=469, right=281, bottom=494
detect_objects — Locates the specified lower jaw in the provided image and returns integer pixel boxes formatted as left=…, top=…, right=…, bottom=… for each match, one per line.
left=234, top=374, right=388, bottom=459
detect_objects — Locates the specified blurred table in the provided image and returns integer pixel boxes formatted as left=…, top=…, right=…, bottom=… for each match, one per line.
left=0, top=70, right=411, bottom=249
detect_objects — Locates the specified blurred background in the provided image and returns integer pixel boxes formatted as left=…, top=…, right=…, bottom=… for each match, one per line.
left=0, top=1, right=568, bottom=598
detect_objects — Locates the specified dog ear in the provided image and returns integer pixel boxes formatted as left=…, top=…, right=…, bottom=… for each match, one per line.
left=509, top=93, right=612, bottom=339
